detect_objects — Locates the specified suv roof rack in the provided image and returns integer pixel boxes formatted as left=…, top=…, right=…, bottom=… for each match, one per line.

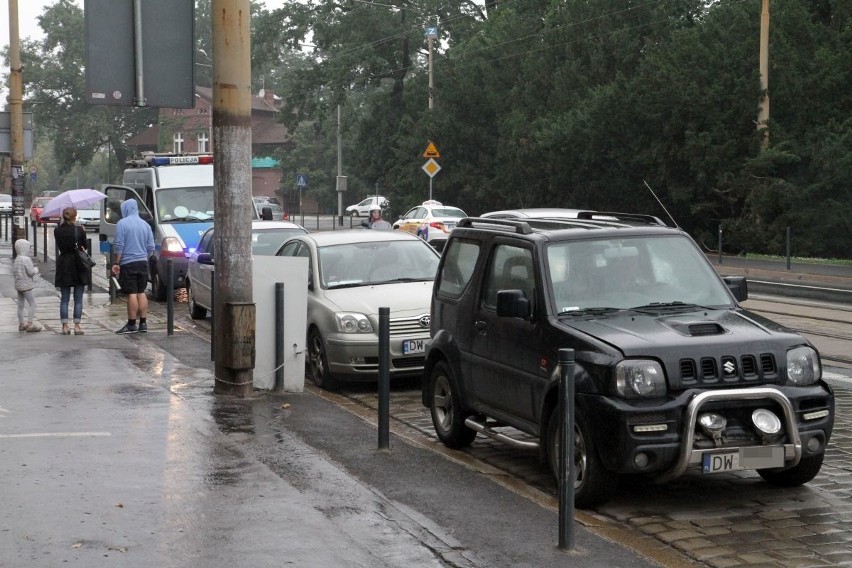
left=575, top=211, right=667, bottom=226
left=456, top=217, right=534, bottom=234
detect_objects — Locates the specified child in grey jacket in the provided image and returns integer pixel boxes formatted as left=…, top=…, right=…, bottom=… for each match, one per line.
left=13, top=239, right=42, bottom=332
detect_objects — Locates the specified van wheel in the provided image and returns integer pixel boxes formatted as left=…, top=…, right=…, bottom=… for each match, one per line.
left=151, top=271, right=167, bottom=301
left=758, top=453, right=824, bottom=487
left=308, top=328, right=337, bottom=390
left=187, top=282, right=207, bottom=320
left=429, top=361, right=476, bottom=449
left=546, top=407, right=617, bottom=509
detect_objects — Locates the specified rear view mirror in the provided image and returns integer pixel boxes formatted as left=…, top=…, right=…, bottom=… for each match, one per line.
left=197, top=252, right=214, bottom=265
left=723, top=275, right=748, bottom=302
left=496, top=289, right=530, bottom=319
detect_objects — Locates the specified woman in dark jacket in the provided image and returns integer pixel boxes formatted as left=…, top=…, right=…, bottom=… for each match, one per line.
left=54, top=207, right=91, bottom=335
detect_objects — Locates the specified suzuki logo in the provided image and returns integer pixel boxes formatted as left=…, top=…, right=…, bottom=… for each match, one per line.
left=418, top=315, right=431, bottom=328
left=722, top=358, right=736, bottom=376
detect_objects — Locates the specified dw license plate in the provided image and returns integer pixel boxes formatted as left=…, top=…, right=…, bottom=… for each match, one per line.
left=402, top=339, right=427, bottom=355
left=702, top=446, right=785, bottom=473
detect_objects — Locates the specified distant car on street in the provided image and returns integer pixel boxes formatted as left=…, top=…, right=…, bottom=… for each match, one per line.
left=276, top=229, right=440, bottom=390
left=346, top=196, right=389, bottom=217
left=185, top=220, right=308, bottom=320
left=29, top=196, right=58, bottom=225
left=78, top=206, right=101, bottom=231
left=0, top=194, right=12, bottom=214
left=393, top=200, right=466, bottom=251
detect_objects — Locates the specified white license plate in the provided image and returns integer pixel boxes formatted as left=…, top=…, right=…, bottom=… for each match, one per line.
left=702, top=446, right=784, bottom=473
left=402, top=339, right=427, bottom=355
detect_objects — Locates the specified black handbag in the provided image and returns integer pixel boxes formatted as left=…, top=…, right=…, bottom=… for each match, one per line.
left=75, top=227, right=96, bottom=269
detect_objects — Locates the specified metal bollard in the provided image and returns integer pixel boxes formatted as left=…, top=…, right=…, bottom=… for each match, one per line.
left=786, top=226, right=791, bottom=271
left=166, top=259, right=174, bottom=336
left=108, top=245, right=116, bottom=304
left=86, top=238, right=93, bottom=291
left=558, top=348, right=576, bottom=551
left=210, top=270, right=215, bottom=360
left=275, top=282, right=285, bottom=390
left=717, top=224, right=723, bottom=264
left=32, top=221, right=37, bottom=258
left=43, top=223, right=48, bottom=263
left=378, top=307, right=390, bottom=450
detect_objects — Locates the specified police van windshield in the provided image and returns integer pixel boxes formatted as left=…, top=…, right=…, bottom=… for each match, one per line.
left=157, top=187, right=214, bottom=222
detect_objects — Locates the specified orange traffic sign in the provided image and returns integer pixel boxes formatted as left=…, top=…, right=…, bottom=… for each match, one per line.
left=422, top=141, right=440, bottom=158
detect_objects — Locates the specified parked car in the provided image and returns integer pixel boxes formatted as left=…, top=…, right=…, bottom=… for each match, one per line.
left=393, top=200, right=467, bottom=250
left=423, top=213, right=834, bottom=508
left=78, top=206, right=101, bottom=231
left=276, top=230, right=440, bottom=389
left=29, top=196, right=58, bottom=225
left=185, top=220, right=308, bottom=319
left=0, top=194, right=12, bottom=214
left=346, top=196, right=389, bottom=217
left=261, top=202, right=287, bottom=220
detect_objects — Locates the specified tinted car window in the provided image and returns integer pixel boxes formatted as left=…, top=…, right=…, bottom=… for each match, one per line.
left=483, top=245, right=535, bottom=310
left=437, top=239, right=480, bottom=298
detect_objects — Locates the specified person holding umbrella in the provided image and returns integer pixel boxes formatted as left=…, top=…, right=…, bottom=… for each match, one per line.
left=54, top=207, right=90, bottom=335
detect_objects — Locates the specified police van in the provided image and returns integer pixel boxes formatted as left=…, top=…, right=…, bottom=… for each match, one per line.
left=100, top=153, right=266, bottom=300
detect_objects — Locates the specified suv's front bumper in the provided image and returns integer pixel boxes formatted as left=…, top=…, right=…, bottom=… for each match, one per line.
left=580, top=383, right=834, bottom=479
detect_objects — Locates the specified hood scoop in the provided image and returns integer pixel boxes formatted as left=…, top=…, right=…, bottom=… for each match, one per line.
left=666, top=320, right=727, bottom=337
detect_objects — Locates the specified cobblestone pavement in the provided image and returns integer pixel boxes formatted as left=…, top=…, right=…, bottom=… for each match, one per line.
left=339, top=380, right=852, bottom=568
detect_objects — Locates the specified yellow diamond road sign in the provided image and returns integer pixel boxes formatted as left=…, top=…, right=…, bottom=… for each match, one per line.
left=422, top=158, right=441, bottom=178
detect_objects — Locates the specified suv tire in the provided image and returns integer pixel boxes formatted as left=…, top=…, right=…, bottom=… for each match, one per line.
left=308, top=328, right=338, bottom=390
left=758, top=453, right=824, bottom=487
left=546, top=406, right=617, bottom=509
left=429, top=361, right=477, bottom=449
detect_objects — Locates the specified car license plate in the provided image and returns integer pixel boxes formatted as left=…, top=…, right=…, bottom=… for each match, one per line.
left=402, top=339, right=426, bottom=355
left=702, top=446, right=784, bottom=473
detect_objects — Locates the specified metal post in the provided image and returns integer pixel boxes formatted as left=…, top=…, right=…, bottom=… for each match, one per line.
left=31, top=221, right=37, bottom=257
left=166, top=259, right=174, bottom=335
left=717, top=224, right=723, bottom=264
left=378, top=306, right=390, bottom=450
left=275, top=282, right=285, bottom=391
left=108, top=245, right=116, bottom=303
left=558, top=348, right=576, bottom=550
left=43, top=223, right=48, bottom=263
left=210, top=269, right=215, bottom=360
left=786, top=226, right=791, bottom=270
left=86, top=238, right=93, bottom=291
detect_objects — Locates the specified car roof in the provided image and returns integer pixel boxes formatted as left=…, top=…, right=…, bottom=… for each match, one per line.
left=296, top=229, right=429, bottom=246
left=250, top=220, right=304, bottom=230
left=480, top=208, right=593, bottom=219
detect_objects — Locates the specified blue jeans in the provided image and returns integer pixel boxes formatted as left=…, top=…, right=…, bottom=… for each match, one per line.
left=60, top=285, right=84, bottom=324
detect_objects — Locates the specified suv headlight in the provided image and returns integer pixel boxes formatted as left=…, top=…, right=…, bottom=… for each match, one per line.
left=786, top=346, right=820, bottom=385
left=335, top=312, right=373, bottom=334
left=615, top=360, right=666, bottom=398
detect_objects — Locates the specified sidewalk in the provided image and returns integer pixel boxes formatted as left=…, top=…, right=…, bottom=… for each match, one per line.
left=0, top=236, right=666, bottom=567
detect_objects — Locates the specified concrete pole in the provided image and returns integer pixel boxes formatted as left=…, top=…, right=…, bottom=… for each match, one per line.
left=428, top=34, right=434, bottom=111
left=337, top=104, right=343, bottom=225
left=212, top=0, right=254, bottom=396
left=8, top=0, right=26, bottom=247
left=757, top=0, right=770, bottom=149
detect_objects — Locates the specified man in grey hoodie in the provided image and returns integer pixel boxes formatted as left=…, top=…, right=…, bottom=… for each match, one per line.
left=111, top=200, right=155, bottom=334
left=13, top=239, right=42, bottom=332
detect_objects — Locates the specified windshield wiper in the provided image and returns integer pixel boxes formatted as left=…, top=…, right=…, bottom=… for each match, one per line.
left=376, top=277, right=434, bottom=284
left=629, top=302, right=711, bottom=313
left=170, top=215, right=208, bottom=222
left=327, top=282, right=366, bottom=289
left=558, top=306, right=622, bottom=316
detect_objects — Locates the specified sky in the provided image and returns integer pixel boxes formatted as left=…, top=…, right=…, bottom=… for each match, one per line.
left=0, top=1, right=287, bottom=50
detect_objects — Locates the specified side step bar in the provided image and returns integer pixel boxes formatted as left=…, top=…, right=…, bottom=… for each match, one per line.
left=464, top=417, right=540, bottom=450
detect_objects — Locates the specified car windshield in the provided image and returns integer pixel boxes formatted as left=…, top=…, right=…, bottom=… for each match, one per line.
left=320, top=240, right=440, bottom=288
left=546, top=235, right=734, bottom=313
left=432, top=208, right=466, bottom=218
left=251, top=228, right=304, bottom=256
left=157, top=187, right=215, bottom=221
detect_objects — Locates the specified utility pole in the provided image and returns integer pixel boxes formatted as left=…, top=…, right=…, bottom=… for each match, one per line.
left=8, top=0, right=26, bottom=249
left=427, top=19, right=437, bottom=111
left=212, top=0, right=255, bottom=396
left=757, top=0, right=770, bottom=149
left=336, top=104, right=344, bottom=226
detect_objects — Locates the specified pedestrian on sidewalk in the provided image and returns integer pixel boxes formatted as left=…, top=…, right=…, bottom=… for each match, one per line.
left=12, top=239, right=42, bottom=332
left=111, top=200, right=154, bottom=334
left=54, top=207, right=90, bottom=336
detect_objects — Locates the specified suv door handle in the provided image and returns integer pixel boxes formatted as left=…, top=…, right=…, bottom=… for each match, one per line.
left=474, top=320, right=487, bottom=331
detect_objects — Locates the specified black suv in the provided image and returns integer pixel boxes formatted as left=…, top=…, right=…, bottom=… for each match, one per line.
left=422, top=213, right=834, bottom=508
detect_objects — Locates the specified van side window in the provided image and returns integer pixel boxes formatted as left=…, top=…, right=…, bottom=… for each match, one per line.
left=437, top=239, right=480, bottom=298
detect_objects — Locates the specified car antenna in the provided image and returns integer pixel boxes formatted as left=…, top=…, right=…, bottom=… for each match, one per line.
left=643, top=180, right=679, bottom=228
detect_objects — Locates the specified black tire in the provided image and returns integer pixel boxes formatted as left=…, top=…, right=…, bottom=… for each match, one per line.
left=307, top=328, right=337, bottom=390
left=151, top=270, right=167, bottom=301
left=546, top=407, right=618, bottom=509
left=429, top=361, right=476, bottom=449
left=758, top=453, right=824, bottom=487
left=351, top=211, right=359, bottom=218
left=187, top=282, right=207, bottom=320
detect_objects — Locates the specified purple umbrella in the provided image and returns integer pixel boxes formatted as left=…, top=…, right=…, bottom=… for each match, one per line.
left=40, top=189, right=107, bottom=218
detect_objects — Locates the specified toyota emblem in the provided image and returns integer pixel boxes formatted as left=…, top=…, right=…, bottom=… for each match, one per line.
left=419, top=315, right=431, bottom=328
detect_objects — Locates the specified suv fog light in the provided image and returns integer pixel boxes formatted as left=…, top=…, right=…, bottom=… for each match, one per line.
left=807, top=437, right=821, bottom=452
left=752, top=408, right=781, bottom=436
left=634, top=452, right=650, bottom=469
left=698, top=413, right=726, bottom=447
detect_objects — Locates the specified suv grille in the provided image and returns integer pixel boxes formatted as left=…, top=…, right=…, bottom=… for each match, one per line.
left=679, top=353, right=778, bottom=387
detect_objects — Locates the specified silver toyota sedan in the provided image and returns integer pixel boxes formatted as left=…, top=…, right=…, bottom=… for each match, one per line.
left=276, top=229, right=440, bottom=389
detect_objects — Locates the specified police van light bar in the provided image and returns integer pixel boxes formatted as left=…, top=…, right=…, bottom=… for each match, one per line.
left=149, top=155, right=214, bottom=166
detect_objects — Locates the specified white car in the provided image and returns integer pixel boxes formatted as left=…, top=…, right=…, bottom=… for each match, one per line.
left=345, top=196, right=389, bottom=217
left=0, top=194, right=12, bottom=214
left=78, top=206, right=101, bottom=231
left=185, top=220, right=308, bottom=319
left=392, top=200, right=466, bottom=250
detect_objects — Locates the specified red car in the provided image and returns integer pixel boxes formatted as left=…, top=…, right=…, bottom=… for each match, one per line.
left=29, top=196, right=59, bottom=225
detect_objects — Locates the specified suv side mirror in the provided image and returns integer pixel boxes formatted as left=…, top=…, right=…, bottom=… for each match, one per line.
left=496, top=289, right=530, bottom=319
left=723, top=275, right=748, bottom=302
left=261, top=206, right=273, bottom=221
left=197, top=252, right=214, bottom=265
